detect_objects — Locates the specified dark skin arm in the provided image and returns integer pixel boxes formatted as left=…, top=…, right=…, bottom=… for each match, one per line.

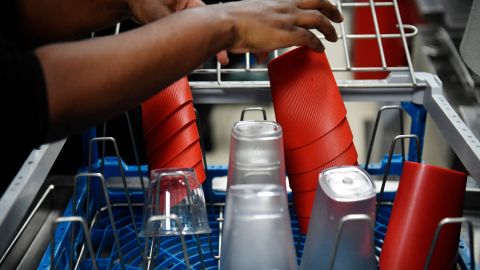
left=19, top=0, right=342, bottom=142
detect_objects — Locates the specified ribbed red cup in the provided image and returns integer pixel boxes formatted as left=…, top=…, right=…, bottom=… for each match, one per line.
left=288, top=143, right=358, bottom=192
left=290, top=143, right=358, bottom=235
left=285, top=118, right=353, bottom=174
left=144, top=101, right=196, bottom=140
left=268, top=47, right=347, bottom=149
left=146, top=122, right=200, bottom=167
left=142, top=77, right=193, bottom=135
left=380, top=161, right=467, bottom=270
left=165, top=140, right=202, bottom=167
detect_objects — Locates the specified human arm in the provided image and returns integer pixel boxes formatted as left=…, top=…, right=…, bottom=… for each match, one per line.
left=33, top=0, right=342, bottom=141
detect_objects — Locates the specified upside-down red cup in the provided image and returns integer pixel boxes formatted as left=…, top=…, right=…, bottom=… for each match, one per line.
left=268, top=46, right=347, bottom=149
left=144, top=118, right=197, bottom=154
left=144, top=101, right=196, bottom=140
left=146, top=122, right=200, bottom=166
left=164, top=141, right=206, bottom=183
left=142, top=77, right=193, bottom=135
left=380, top=161, right=467, bottom=270
left=288, top=143, right=358, bottom=192
left=290, top=144, right=358, bottom=235
left=285, top=118, right=353, bottom=174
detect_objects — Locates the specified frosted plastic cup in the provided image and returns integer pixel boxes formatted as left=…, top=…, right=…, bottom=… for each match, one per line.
left=285, top=118, right=353, bottom=174
left=380, top=161, right=467, bottom=270
left=220, top=184, right=297, bottom=270
left=300, top=166, right=376, bottom=270
left=268, top=46, right=347, bottom=149
left=142, top=77, right=193, bottom=135
left=228, top=164, right=285, bottom=189
left=227, top=121, right=286, bottom=189
left=139, top=168, right=211, bottom=237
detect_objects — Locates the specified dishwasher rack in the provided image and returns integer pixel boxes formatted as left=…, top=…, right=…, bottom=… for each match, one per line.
left=1, top=0, right=479, bottom=269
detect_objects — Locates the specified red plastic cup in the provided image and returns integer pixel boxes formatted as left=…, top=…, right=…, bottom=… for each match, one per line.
left=164, top=140, right=202, bottom=167
left=284, top=118, right=353, bottom=174
left=144, top=101, right=196, bottom=139
left=380, top=161, right=467, bottom=270
left=142, top=77, right=193, bottom=136
left=144, top=106, right=197, bottom=151
left=290, top=144, right=358, bottom=235
left=146, top=122, right=200, bottom=166
left=293, top=189, right=317, bottom=218
left=288, top=142, right=358, bottom=192
left=268, top=46, right=347, bottom=149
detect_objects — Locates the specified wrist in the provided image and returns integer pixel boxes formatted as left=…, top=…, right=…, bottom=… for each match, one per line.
left=209, top=3, right=237, bottom=50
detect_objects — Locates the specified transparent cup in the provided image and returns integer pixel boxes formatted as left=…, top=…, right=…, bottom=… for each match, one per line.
left=220, top=184, right=297, bottom=270
left=227, top=121, right=286, bottom=189
left=139, top=168, right=211, bottom=237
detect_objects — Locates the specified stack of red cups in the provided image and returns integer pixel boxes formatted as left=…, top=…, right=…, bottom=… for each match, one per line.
left=268, top=47, right=358, bottom=234
left=142, top=77, right=206, bottom=184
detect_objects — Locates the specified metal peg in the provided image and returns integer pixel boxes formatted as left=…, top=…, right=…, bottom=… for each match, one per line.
left=376, top=134, right=420, bottom=219
left=125, top=111, right=146, bottom=194
left=146, top=215, right=191, bottom=270
left=365, top=105, right=406, bottom=170
left=88, top=137, right=141, bottom=249
left=240, top=107, right=267, bottom=121
left=50, top=216, right=99, bottom=270
left=73, top=173, right=126, bottom=270
left=424, top=217, right=475, bottom=270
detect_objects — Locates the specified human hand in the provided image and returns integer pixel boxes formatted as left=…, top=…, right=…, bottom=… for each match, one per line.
left=218, top=0, right=343, bottom=54
left=128, top=0, right=229, bottom=64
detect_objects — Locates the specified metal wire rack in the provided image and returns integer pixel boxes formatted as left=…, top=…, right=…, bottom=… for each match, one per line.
left=188, top=0, right=420, bottom=90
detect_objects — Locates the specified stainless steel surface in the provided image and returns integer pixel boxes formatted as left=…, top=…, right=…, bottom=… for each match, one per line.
left=0, top=176, right=72, bottom=270
left=0, top=139, right=66, bottom=259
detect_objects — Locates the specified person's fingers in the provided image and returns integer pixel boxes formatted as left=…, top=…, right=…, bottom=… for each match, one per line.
left=297, top=0, right=343, bottom=23
left=295, top=10, right=338, bottom=42
left=216, top=50, right=230, bottom=65
left=292, top=27, right=325, bottom=51
left=185, top=0, right=206, bottom=9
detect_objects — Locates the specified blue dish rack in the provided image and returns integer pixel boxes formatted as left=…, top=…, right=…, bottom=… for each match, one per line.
left=39, top=160, right=474, bottom=269
left=38, top=100, right=474, bottom=269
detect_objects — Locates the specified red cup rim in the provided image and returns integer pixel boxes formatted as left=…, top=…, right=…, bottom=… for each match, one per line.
left=403, top=161, right=467, bottom=177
